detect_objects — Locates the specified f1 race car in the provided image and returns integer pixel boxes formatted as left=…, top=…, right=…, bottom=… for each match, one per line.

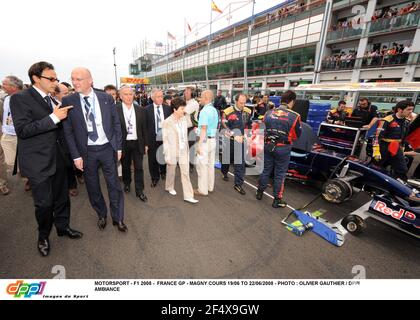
left=248, top=121, right=420, bottom=238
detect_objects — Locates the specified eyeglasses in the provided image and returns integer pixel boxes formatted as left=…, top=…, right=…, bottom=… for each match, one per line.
left=39, top=75, right=59, bottom=83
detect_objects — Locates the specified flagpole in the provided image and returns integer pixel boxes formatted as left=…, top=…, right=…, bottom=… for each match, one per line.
left=113, top=47, right=118, bottom=88
left=166, top=40, right=169, bottom=87
left=206, top=0, right=213, bottom=90
left=182, top=18, right=187, bottom=84
left=244, top=0, right=255, bottom=94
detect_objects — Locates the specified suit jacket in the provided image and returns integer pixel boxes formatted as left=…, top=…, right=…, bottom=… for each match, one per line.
left=162, top=114, right=190, bottom=165
left=62, top=90, right=122, bottom=160
left=10, top=87, right=67, bottom=179
left=116, top=103, right=147, bottom=154
left=144, top=103, right=172, bottom=148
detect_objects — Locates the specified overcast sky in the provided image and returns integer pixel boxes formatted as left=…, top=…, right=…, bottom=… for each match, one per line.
left=1, top=0, right=284, bottom=88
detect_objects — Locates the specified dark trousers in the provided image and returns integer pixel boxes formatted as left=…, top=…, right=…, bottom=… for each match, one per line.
left=148, top=141, right=166, bottom=182
left=30, top=148, right=70, bottom=241
left=379, top=142, right=408, bottom=181
left=67, top=158, right=83, bottom=190
left=84, top=143, right=124, bottom=222
left=221, top=139, right=245, bottom=186
left=258, top=145, right=292, bottom=199
left=122, top=140, right=144, bottom=193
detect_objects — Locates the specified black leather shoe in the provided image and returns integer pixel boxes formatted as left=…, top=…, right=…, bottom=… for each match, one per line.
left=272, top=198, right=287, bottom=208
left=38, top=239, right=50, bottom=257
left=136, top=193, right=148, bottom=202
left=234, top=184, right=246, bottom=195
left=124, top=185, right=130, bottom=193
left=113, top=221, right=128, bottom=233
left=57, top=227, right=83, bottom=239
left=151, top=180, right=158, bottom=188
left=160, top=173, right=166, bottom=180
left=222, top=174, right=229, bottom=181
left=256, top=189, right=263, bottom=200
left=98, top=218, right=107, bottom=230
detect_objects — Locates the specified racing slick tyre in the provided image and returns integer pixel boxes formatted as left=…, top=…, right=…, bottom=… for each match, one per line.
left=322, top=179, right=353, bottom=204
left=341, top=215, right=366, bottom=235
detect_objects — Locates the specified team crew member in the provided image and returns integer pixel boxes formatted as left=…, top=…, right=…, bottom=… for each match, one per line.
left=221, top=93, right=252, bottom=195
left=327, top=100, right=349, bottom=125
left=256, top=90, right=302, bottom=208
left=255, top=94, right=273, bottom=119
left=372, top=100, right=414, bottom=181
left=351, top=97, right=379, bottom=129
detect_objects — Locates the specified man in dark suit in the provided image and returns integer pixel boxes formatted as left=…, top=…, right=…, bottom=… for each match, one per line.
left=116, top=85, right=148, bottom=202
left=145, top=89, right=172, bottom=187
left=62, top=67, right=127, bottom=232
left=10, top=61, right=82, bottom=257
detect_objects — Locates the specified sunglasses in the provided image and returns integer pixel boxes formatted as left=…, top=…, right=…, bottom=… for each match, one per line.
left=39, top=75, right=60, bottom=83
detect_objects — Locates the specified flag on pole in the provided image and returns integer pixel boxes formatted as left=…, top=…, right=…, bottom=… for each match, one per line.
left=211, top=0, right=223, bottom=14
left=187, top=22, right=192, bottom=32
left=167, top=31, right=176, bottom=41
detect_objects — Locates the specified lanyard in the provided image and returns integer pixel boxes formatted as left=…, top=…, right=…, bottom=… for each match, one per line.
left=83, top=94, right=96, bottom=121
left=126, top=106, right=134, bottom=127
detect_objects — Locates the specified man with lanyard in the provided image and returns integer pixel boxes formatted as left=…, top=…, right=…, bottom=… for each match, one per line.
left=372, top=100, right=414, bottom=181
left=221, top=93, right=252, bottom=195
left=256, top=90, right=302, bottom=208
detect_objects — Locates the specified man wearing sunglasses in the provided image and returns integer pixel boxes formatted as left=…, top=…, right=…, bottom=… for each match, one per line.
left=10, top=61, right=82, bottom=257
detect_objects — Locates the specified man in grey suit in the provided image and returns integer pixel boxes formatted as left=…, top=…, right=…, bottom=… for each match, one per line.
left=62, top=67, right=127, bottom=232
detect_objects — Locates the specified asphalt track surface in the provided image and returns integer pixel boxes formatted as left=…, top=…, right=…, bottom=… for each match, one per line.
left=1, top=163, right=419, bottom=279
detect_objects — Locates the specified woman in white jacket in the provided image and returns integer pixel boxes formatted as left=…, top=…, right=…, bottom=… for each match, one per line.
left=162, top=97, right=198, bottom=204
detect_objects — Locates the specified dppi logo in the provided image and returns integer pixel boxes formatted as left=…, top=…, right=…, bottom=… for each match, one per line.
left=6, top=280, right=46, bottom=298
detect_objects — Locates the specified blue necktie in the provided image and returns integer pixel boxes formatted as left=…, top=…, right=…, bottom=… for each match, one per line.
left=83, top=96, right=99, bottom=142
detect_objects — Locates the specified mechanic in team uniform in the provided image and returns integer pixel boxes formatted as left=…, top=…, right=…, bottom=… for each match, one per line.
left=221, top=93, right=252, bottom=195
left=256, top=90, right=302, bottom=208
left=255, top=94, right=275, bottom=120
left=372, top=100, right=414, bottom=181
left=327, top=100, right=349, bottom=125
left=351, top=97, right=379, bottom=129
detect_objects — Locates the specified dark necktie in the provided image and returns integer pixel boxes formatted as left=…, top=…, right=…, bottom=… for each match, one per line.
left=44, top=96, right=53, bottom=110
left=83, top=96, right=99, bottom=142
left=156, top=105, right=162, bottom=135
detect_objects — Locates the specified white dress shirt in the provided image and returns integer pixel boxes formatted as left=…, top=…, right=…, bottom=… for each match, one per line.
left=80, top=89, right=109, bottom=146
left=122, top=103, right=137, bottom=141
left=184, top=98, right=199, bottom=128
left=2, top=96, right=16, bottom=135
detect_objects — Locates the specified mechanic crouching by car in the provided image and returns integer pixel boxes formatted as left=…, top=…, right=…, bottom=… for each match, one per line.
left=221, top=93, right=252, bottom=195
left=256, top=90, right=302, bottom=208
left=372, top=100, right=415, bottom=181
left=327, top=100, right=349, bottom=125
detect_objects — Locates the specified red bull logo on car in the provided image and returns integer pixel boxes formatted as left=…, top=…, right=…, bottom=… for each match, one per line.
left=372, top=200, right=420, bottom=229
left=6, top=280, right=46, bottom=298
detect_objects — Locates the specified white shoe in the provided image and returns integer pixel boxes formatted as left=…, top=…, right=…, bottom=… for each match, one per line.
left=184, top=198, right=198, bottom=204
left=168, top=189, right=177, bottom=196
